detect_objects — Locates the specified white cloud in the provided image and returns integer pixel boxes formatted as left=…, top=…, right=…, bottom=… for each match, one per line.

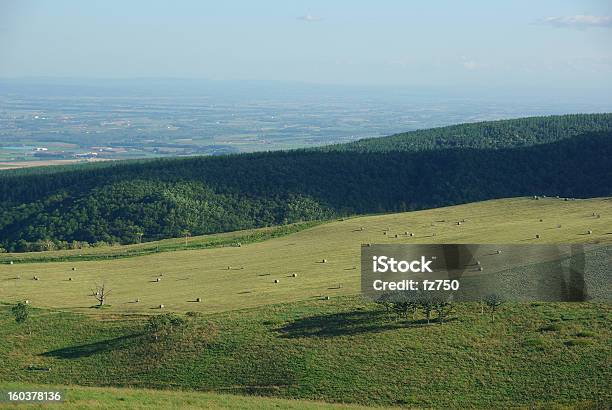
left=540, top=15, right=612, bottom=29
left=297, top=14, right=322, bottom=22
left=460, top=56, right=481, bottom=71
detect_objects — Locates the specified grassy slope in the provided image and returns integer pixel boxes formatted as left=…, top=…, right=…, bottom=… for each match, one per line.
left=0, top=383, right=384, bottom=410
left=1, top=197, right=611, bottom=315
left=0, top=299, right=609, bottom=408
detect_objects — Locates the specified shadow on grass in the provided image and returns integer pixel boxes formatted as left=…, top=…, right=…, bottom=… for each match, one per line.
left=41, top=333, right=143, bottom=359
left=276, top=309, right=456, bottom=338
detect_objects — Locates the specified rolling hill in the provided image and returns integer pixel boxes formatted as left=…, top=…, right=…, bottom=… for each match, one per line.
left=1, top=197, right=610, bottom=314
left=0, top=114, right=611, bottom=251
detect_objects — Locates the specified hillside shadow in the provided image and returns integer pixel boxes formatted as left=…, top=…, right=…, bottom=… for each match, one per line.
left=41, top=333, right=142, bottom=359
left=276, top=309, right=449, bottom=339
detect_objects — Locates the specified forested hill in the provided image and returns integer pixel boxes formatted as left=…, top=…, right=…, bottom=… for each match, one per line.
left=323, top=113, right=612, bottom=152
left=0, top=114, right=611, bottom=252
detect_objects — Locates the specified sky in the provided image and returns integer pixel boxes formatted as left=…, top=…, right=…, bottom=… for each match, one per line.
left=0, top=0, right=611, bottom=92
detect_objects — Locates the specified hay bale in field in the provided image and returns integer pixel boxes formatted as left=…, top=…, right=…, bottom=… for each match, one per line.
left=478, top=266, right=483, bottom=272
left=72, top=267, right=76, bottom=271
left=394, top=234, right=398, bottom=238
left=159, top=304, right=164, bottom=309
left=457, top=221, right=462, bottom=225
left=383, top=231, right=387, bottom=235
left=274, top=279, right=280, bottom=283
left=592, top=212, right=597, bottom=216
left=324, top=296, right=330, bottom=300
left=227, top=266, right=231, bottom=270
left=68, top=277, right=73, bottom=281
left=360, top=227, right=365, bottom=231
left=496, top=250, right=502, bottom=254
left=533, top=196, right=539, bottom=200
left=476, top=260, right=481, bottom=265
left=33, top=276, right=39, bottom=281
left=196, top=297, right=201, bottom=302
left=135, top=298, right=140, bottom=303
left=292, top=273, right=298, bottom=277
left=587, top=230, right=592, bottom=235
left=539, top=219, right=543, bottom=222
left=9, top=261, right=14, bottom=265
left=535, top=234, right=540, bottom=239
left=322, top=259, right=327, bottom=263
left=364, top=243, right=372, bottom=247
left=156, top=277, right=161, bottom=282
left=409, top=232, right=414, bottom=237
left=236, top=242, right=242, bottom=247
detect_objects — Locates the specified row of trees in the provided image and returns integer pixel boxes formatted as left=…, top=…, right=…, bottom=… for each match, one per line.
left=376, top=291, right=505, bottom=323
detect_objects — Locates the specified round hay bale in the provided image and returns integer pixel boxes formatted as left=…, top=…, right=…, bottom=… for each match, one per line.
left=292, top=273, right=298, bottom=277
left=227, top=266, right=231, bottom=270
left=324, top=296, right=330, bottom=300
left=587, top=230, right=592, bottom=235
left=409, top=233, right=414, bottom=237
left=156, top=277, right=161, bottom=282
left=68, top=277, right=73, bottom=281
left=457, top=221, right=462, bottom=225
left=33, top=276, right=39, bottom=281
left=196, top=297, right=201, bottom=302
left=365, top=243, right=372, bottom=247
left=383, top=231, right=387, bottom=235
left=592, top=212, right=597, bottom=216
left=159, top=304, right=164, bottom=309
left=360, top=227, right=364, bottom=231
left=394, top=234, right=398, bottom=238
left=535, top=234, right=540, bottom=239
left=476, top=260, right=481, bottom=265
left=539, top=219, right=543, bottom=222
left=322, top=259, right=327, bottom=263
left=274, top=279, right=280, bottom=283
left=533, top=195, right=539, bottom=200
left=236, top=242, right=242, bottom=247
left=24, top=300, right=30, bottom=304
left=496, top=250, right=502, bottom=254
left=135, top=298, right=140, bottom=303
left=478, top=266, right=483, bottom=272
left=71, top=267, right=76, bottom=271
left=9, top=261, right=14, bottom=265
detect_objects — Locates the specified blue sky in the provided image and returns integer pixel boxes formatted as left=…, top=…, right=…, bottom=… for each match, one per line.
left=1, top=0, right=611, bottom=91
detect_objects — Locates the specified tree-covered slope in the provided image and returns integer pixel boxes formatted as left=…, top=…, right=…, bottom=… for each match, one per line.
left=0, top=114, right=611, bottom=251
left=324, top=113, right=612, bottom=152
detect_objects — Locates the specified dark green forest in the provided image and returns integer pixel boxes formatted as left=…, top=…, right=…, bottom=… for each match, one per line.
left=1, top=114, right=611, bottom=252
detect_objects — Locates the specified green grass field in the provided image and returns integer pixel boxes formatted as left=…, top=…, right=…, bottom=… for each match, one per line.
left=1, top=197, right=610, bottom=315
left=0, top=299, right=609, bottom=408
left=1, top=197, right=610, bottom=408
left=0, top=382, right=384, bottom=409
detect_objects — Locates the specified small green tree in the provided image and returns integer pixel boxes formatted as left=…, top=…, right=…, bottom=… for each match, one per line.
left=433, top=298, right=453, bottom=324
left=145, top=313, right=186, bottom=341
left=419, top=294, right=436, bottom=324
left=484, top=293, right=504, bottom=322
left=11, top=302, right=29, bottom=324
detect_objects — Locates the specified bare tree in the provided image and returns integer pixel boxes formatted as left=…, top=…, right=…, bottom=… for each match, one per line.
left=91, top=283, right=111, bottom=306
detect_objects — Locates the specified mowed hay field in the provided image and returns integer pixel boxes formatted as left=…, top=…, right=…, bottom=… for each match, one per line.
left=1, top=197, right=611, bottom=314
